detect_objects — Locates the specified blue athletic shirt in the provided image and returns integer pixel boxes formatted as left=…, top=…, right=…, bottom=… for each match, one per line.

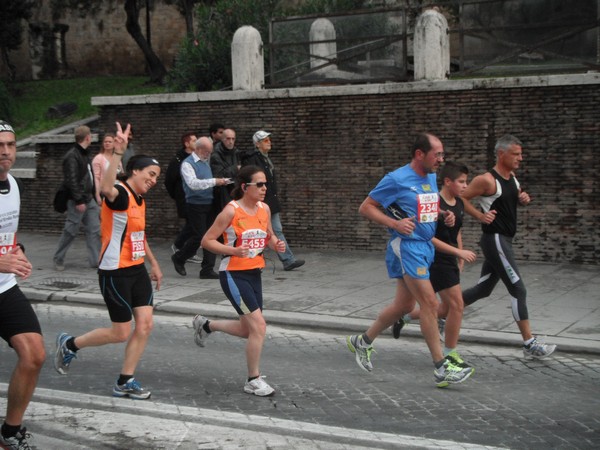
left=369, top=164, right=439, bottom=242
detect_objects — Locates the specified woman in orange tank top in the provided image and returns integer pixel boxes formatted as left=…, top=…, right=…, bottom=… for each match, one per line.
left=193, top=165, right=286, bottom=397
left=53, top=123, right=163, bottom=400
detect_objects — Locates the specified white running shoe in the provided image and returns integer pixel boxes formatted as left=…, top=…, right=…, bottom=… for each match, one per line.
left=346, top=334, right=375, bottom=372
left=244, top=376, right=275, bottom=397
left=192, top=314, right=209, bottom=347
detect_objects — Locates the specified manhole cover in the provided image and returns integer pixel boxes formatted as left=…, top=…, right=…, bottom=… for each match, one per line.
left=49, top=281, right=80, bottom=289
left=38, top=278, right=95, bottom=289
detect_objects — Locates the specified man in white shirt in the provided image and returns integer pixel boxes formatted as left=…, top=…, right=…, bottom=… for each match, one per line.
left=171, top=137, right=230, bottom=278
left=0, top=120, right=45, bottom=449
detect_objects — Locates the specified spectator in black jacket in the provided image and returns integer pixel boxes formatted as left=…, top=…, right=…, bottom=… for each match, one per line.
left=241, top=130, right=305, bottom=271
left=210, top=128, right=240, bottom=213
left=53, top=125, right=100, bottom=271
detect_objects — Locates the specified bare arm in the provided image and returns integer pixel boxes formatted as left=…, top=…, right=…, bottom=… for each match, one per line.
left=265, top=204, right=286, bottom=253
left=201, top=205, right=240, bottom=256
left=101, top=123, right=130, bottom=203
left=0, top=247, right=32, bottom=279
left=144, top=241, right=162, bottom=291
left=461, top=173, right=497, bottom=224
left=359, top=196, right=416, bottom=236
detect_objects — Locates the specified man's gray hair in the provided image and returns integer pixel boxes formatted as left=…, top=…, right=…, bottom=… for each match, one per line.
left=495, top=134, right=522, bottom=156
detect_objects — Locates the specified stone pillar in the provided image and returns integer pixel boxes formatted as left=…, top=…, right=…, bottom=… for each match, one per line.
left=310, top=18, right=337, bottom=72
left=413, top=9, right=450, bottom=81
left=232, top=26, right=264, bottom=90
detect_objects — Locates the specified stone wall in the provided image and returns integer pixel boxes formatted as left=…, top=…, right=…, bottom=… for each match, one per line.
left=20, top=73, right=600, bottom=264
left=2, top=1, right=185, bottom=80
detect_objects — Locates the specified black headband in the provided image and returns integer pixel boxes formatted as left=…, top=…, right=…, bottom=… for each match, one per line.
left=131, top=157, right=159, bottom=170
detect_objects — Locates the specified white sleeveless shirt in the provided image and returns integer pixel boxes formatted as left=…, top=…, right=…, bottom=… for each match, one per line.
left=0, top=174, right=20, bottom=293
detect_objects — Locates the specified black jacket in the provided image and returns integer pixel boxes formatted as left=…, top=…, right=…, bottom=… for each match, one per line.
left=240, top=148, right=281, bottom=214
left=210, top=141, right=240, bottom=212
left=62, top=143, right=95, bottom=205
left=164, top=148, right=190, bottom=219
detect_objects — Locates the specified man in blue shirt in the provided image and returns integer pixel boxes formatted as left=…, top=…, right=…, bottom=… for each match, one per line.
left=346, top=133, right=473, bottom=388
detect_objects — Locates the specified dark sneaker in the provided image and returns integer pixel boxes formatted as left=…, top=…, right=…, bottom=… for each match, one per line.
left=243, top=376, right=275, bottom=397
left=0, top=427, right=32, bottom=450
left=112, top=378, right=151, bottom=400
left=346, top=334, right=375, bottom=372
left=54, top=332, right=77, bottom=375
left=392, top=319, right=407, bottom=339
left=523, top=337, right=557, bottom=359
left=284, top=259, right=305, bottom=271
left=192, top=314, right=209, bottom=347
left=434, top=356, right=474, bottom=388
left=199, top=271, right=219, bottom=279
left=171, top=254, right=186, bottom=276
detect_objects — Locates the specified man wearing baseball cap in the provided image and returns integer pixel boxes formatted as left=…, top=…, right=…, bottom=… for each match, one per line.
left=241, top=130, right=305, bottom=271
left=0, top=120, right=45, bottom=449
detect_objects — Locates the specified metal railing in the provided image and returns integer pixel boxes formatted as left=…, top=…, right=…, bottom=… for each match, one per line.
left=266, top=0, right=600, bottom=87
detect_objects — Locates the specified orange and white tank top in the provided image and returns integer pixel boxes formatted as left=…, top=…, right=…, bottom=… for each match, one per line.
left=219, top=200, right=269, bottom=272
left=99, top=182, right=146, bottom=270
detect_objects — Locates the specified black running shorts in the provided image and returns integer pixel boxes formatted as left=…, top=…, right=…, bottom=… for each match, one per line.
left=0, top=285, right=42, bottom=345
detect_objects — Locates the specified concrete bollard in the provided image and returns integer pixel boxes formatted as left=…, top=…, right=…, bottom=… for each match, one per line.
left=232, top=26, right=264, bottom=90
left=310, top=18, right=337, bottom=72
left=413, top=9, right=450, bottom=81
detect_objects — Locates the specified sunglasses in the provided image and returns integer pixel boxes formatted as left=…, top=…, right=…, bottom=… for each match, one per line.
left=246, top=182, right=268, bottom=188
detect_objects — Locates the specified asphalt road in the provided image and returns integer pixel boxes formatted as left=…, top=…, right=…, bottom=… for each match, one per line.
left=1, top=302, right=599, bottom=449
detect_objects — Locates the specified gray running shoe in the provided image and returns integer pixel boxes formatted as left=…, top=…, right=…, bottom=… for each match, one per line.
left=112, top=378, right=151, bottom=400
left=187, top=254, right=203, bottom=264
left=523, top=337, right=557, bottom=359
left=434, top=356, right=474, bottom=388
left=346, top=334, right=375, bottom=372
left=54, top=332, right=77, bottom=375
left=438, top=318, right=446, bottom=340
left=192, top=314, right=209, bottom=347
left=0, top=427, right=32, bottom=450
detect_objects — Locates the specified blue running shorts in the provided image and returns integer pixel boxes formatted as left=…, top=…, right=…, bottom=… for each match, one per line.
left=386, top=237, right=434, bottom=280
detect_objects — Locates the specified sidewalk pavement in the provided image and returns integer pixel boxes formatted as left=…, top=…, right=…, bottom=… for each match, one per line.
left=18, top=231, right=600, bottom=355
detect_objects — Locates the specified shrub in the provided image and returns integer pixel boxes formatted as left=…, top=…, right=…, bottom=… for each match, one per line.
left=0, top=80, right=13, bottom=122
left=167, top=0, right=365, bottom=92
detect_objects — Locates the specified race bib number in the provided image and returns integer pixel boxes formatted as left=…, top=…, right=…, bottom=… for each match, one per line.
left=130, top=231, right=146, bottom=260
left=240, top=229, right=268, bottom=258
left=417, top=193, right=439, bottom=223
left=0, top=232, right=16, bottom=255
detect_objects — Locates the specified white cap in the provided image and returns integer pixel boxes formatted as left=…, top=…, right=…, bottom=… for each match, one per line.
left=253, top=130, right=271, bottom=145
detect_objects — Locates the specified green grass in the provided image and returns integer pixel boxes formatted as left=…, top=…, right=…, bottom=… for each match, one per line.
left=7, top=76, right=166, bottom=139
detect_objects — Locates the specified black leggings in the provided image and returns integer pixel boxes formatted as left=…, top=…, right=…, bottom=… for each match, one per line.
left=462, top=233, right=528, bottom=321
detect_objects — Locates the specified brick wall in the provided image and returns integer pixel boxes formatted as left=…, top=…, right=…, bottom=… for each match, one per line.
left=20, top=74, right=600, bottom=264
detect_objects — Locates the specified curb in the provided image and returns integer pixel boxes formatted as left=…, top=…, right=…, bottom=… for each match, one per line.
left=22, top=288, right=600, bottom=356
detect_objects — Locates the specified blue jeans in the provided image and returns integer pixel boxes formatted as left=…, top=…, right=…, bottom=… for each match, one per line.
left=54, top=199, right=101, bottom=267
left=271, top=212, right=295, bottom=266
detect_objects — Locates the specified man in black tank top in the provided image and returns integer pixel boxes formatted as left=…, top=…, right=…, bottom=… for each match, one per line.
left=461, top=134, right=556, bottom=359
